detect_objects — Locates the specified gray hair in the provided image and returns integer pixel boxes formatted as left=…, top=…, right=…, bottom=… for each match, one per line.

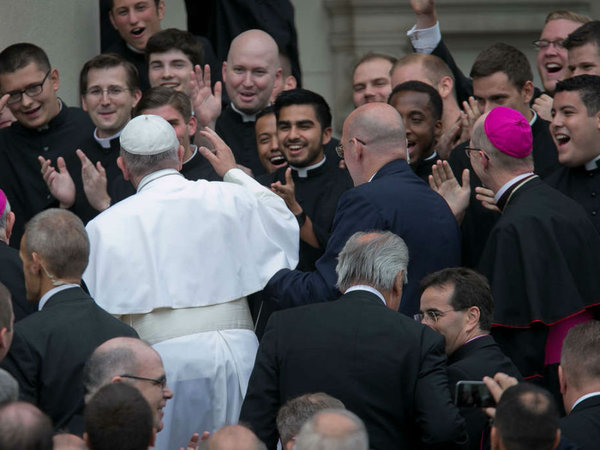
left=82, top=345, right=138, bottom=403
left=336, top=231, right=409, bottom=293
left=0, top=197, right=10, bottom=240
left=23, top=209, right=89, bottom=279
left=119, top=147, right=180, bottom=179
left=0, top=369, right=18, bottom=406
left=277, top=393, right=345, bottom=446
left=294, top=409, right=368, bottom=450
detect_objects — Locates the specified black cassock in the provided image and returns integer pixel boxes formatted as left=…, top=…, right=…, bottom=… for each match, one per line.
left=478, top=176, right=600, bottom=385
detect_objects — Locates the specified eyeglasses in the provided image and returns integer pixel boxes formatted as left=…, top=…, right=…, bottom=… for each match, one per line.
left=335, top=137, right=366, bottom=159
left=464, top=147, right=490, bottom=161
left=85, top=86, right=130, bottom=98
left=414, top=309, right=457, bottom=323
left=532, top=39, right=565, bottom=50
left=4, top=69, right=51, bottom=105
left=119, top=374, right=168, bottom=390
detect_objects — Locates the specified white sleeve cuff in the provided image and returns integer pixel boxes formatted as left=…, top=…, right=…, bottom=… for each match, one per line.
left=407, top=21, right=442, bottom=54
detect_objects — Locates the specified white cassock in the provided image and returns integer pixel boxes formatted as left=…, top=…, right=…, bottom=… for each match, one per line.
left=83, top=168, right=299, bottom=450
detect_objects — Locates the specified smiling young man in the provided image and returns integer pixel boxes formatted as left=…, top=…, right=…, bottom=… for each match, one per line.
left=351, top=53, right=396, bottom=108
left=388, top=80, right=442, bottom=181
left=545, top=75, right=600, bottom=233
left=216, top=29, right=282, bottom=177
left=564, top=21, right=600, bottom=77
left=146, top=28, right=203, bottom=96
left=107, top=0, right=164, bottom=91
left=262, top=88, right=352, bottom=271
left=537, top=11, right=590, bottom=93
left=0, top=43, right=94, bottom=247
left=255, top=106, right=287, bottom=175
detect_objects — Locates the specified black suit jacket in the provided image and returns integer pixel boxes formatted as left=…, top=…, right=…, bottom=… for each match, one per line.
left=0, top=241, right=34, bottom=322
left=265, top=159, right=461, bottom=317
left=560, top=395, right=600, bottom=450
left=447, top=335, right=521, bottom=450
left=0, top=286, right=138, bottom=431
left=240, top=290, right=467, bottom=450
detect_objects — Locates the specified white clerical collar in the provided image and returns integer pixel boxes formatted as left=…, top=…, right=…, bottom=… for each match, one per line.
left=529, top=109, right=537, bottom=127
left=38, top=284, right=80, bottom=311
left=424, top=151, right=438, bottom=161
left=290, top=156, right=326, bottom=178
left=36, top=99, right=63, bottom=132
left=494, top=172, right=535, bottom=203
left=231, top=103, right=258, bottom=123
left=94, top=128, right=122, bottom=149
left=126, top=43, right=144, bottom=54
left=137, top=168, right=183, bottom=193
left=345, top=285, right=386, bottom=305
left=571, top=392, right=600, bottom=412
left=585, top=155, right=600, bottom=171
left=183, top=145, right=198, bottom=165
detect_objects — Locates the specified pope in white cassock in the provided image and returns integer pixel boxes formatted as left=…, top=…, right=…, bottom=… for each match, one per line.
left=83, top=115, right=299, bottom=450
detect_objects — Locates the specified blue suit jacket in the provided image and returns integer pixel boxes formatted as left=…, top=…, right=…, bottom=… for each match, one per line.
left=265, top=159, right=461, bottom=316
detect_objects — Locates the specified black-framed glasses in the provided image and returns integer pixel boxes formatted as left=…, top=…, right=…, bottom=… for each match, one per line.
left=120, top=374, right=168, bottom=390
left=85, top=86, right=131, bottom=98
left=532, top=39, right=565, bottom=51
left=464, top=147, right=490, bottom=161
left=414, top=309, right=457, bottom=323
left=4, top=69, right=51, bottom=105
left=335, top=137, right=366, bottom=159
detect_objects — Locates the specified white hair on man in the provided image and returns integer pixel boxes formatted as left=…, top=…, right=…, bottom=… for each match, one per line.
left=294, top=408, right=368, bottom=450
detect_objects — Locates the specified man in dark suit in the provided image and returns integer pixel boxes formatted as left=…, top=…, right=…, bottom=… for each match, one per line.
left=418, top=267, right=521, bottom=449
left=558, top=321, right=600, bottom=450
left=1, top=209, right=138, bottom=432
left=240, top=230, right=468, bottom=450
left=265, top=102, right=460, bottom=317
left=0, top=190, right=33, bottom=322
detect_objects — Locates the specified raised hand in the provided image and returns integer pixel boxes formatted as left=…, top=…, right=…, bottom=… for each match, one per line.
left=197, top=127, right=237, bottom=177
left=77, top=149, right=111, bottom=212
left=428, top=160, right=470, bottom=223
left=410, top=0, right=437, bottom=28
left=270, top=168, right=302, bottom=214
left=475, top=186, right=500, bottom=213
left=482, top=372, right=519, bottom=418
left=532, top=93, right=553, bottom=122
left=461, top=96, right=482, bottom=142
left=189, top=64, right=222, bottom=128
left=39, top=156, right=75, bottom=208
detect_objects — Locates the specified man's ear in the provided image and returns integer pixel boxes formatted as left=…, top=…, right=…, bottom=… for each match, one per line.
left=221, top=62, right=227, bottom=85
left=464, top=306, right=481, bottom=333
left=131, top=89, right=142, bottom=109
left=30, top=252, right=43, bottom=275
left=50, top=68, right=60, bottom=93
left=558, top=364, right=567, bottom=395
left=0, top=327, right=7, bottom=352
left=437, top=76, right=454, bottom=100
left=5, top=211, right=15, bottom=242
left=188, top=115, right=198, bottom=138
left=520, top=80, right=535, bottom=105
left=117, top=156, right=130, bottom=181
left=321, top=127, right=332, bottom=147
left=433, top=119, right=443, bottom=140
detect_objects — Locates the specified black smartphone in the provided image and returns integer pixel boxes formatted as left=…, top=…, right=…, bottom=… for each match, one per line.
left=455, top=381, right=496, bottom=408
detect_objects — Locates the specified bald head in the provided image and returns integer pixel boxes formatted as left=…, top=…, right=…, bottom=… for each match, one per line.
left=83, top=337, right=152, bottom=401
left=342, top=103, right=406, bottom=185
left=223, top=29, right=282, bottom=114
left=345, top=103, right=406, bottom=152
left=0, top=402, right=53, bottom=450
left=206, top=425, right=267, bottom=450
left=295, top=409, right=368, bottom=450
left=53, top=433, right=87, bottom=450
